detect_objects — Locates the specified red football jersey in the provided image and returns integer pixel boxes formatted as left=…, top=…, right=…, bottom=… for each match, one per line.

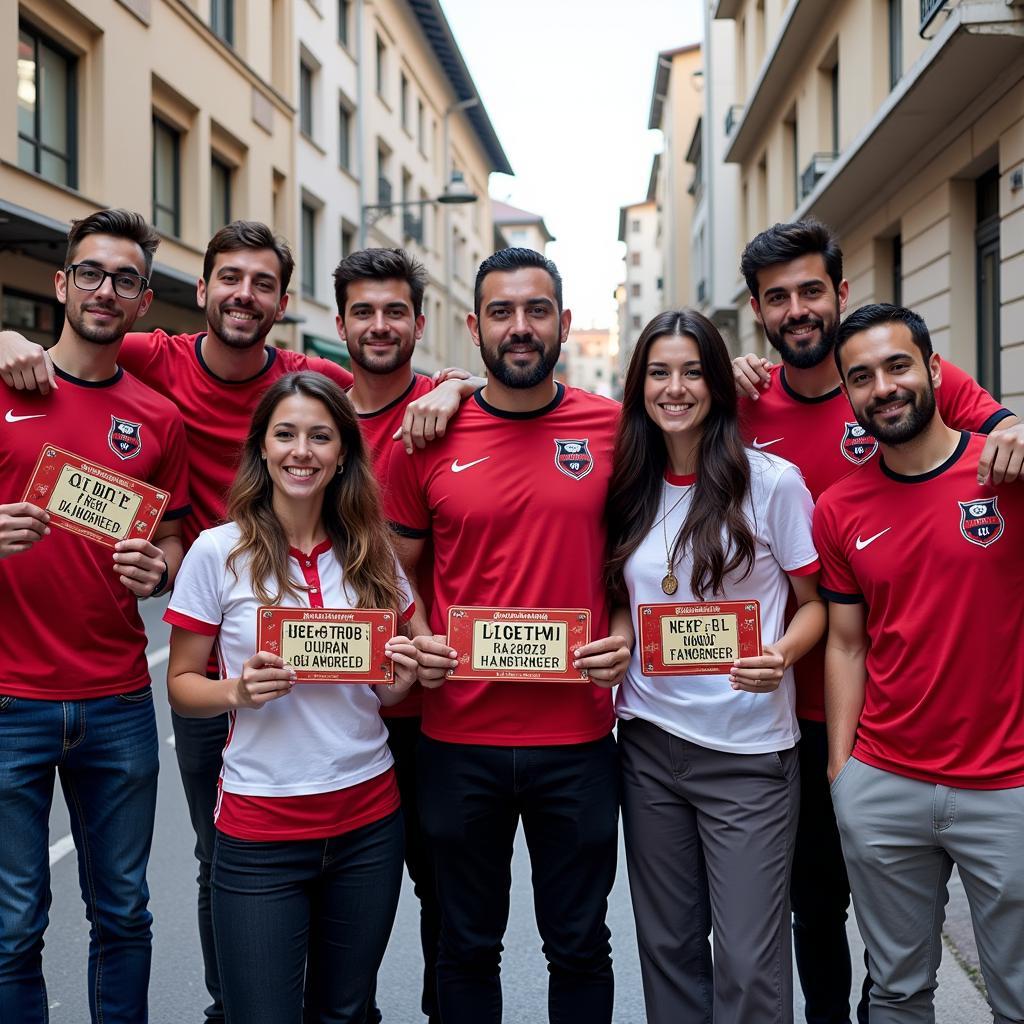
left=119, top=331, right=353, bottom=549
left=813, top=432, right=1024, bottom=789
left=384, top=384, right=620, bottom=746
left=740, top=359, right=1011, bottom=720
left=0, top=366, right=190, bottom=699
left=356, top=372, right=435, bottom=720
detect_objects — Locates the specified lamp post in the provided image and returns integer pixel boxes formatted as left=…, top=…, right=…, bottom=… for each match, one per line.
left=360, top=169, right=477, bottom=235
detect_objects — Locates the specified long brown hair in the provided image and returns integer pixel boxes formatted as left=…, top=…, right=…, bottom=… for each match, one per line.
left=605, top=310, right=755, bottom=601
left=226, top=371, right=405, bottom=612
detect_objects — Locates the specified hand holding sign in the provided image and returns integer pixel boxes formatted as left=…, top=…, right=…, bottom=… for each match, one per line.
left=729, top=643, right=786, bottom=692
left=113, top=538, right=167, bottom=597
left=234, top=651, right=296, bottom=709
left=0, top=502, right=50, bottom=559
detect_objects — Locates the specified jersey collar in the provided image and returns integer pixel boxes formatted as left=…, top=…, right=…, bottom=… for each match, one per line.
left=880, top=430, right=970, bottom=483
left=779, top=366, right=842, bottom=405
left=473, top=381, right=565, bottom=420
left=194, top=333, right=278, bottom=385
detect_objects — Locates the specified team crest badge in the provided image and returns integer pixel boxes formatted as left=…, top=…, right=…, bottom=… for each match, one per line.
left=554, top=439, right=593, bottom=481
left=840, top=422, right=879, bottom=465
left=958, top=498, right=1004, bottom=548
left=108, top=416, right=143, bottom=461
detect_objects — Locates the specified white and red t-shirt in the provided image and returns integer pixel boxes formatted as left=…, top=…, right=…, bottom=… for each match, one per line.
left=0, top=366, right=190, bottom=699
left=813, top=431, right=1024, bottom=789
left=120, top=330, right=353, bottom=550
left=617, top=453, right=819, bottom=754
left=740, top=360, right=1011, bottom=721
left=165, top=522, right=413, bottom=839
left=384, top=383, right=620, bottom=746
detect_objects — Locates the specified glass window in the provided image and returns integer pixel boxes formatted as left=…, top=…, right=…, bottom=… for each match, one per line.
left=400, top=72, right=409, bottom=132
left=152, top=116, right=180, bottom=236
left=17, top=23, right=76, bottom=188
left=211, top=156, right=232, bottom=235
left=2, top=288, right=61, bottom=349
left=211, top=0, right=234, bottom=45
left=340, top=222, right=355, bottom=259
left=375, top=36, right=386, bottom=97
left=888, top=0, right=903, bottom=89
left=301, top=203, right=317, bottom=297
left=337, top=0, right=350, bottom=46
left=299, top=61, right=314, bottom=137
left=339, top=104, right=351, bottom=170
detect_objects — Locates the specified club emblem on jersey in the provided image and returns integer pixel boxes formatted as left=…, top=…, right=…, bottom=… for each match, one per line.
left=840, top=422, right=879, bottom=465
left=958, top=498, right=1004, bottom=548
left=554, top=439, right=594, bottom=481
left=108, top=416, right=143, bottom=461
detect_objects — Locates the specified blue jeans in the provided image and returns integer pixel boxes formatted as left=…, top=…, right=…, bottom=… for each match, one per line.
left=211, top=809, right=404, bottom=1024
left=0, top=686, right=159, bottom=1024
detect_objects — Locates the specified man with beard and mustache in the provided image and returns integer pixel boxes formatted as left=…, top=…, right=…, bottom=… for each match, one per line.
left=0, top=210, right=190, bottom=1023
left=814, top=303, right=1024, bottom=1024
left=383, top=248, right=631, bottom=1024
left=734, top=219, right=1022, bottom=1024
left=0, top=221, right=480, bottom=1024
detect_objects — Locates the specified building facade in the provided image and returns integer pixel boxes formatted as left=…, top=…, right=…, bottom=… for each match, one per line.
left=492, top=200, right=555, bottom=254
left=616, top=198, right=663, bottom=376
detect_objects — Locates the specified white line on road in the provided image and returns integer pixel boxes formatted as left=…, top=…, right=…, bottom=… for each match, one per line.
left=148, top=645, right=169, bottom=670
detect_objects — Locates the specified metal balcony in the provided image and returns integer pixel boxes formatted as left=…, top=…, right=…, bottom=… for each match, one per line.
left=377, top=175, right=392, bottom=208
left=800, top=152, right=837, bottom=200
left=921, top=0, right=947, bottom=33
left=403, top=211, right=424, bottom=245
left=725, top=104, right=743, bottom=135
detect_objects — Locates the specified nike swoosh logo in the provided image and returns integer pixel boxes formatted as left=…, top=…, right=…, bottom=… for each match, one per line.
left=751, top=437, right=783, bottom=449
left=451, top=457, right=489, bottom=474
left=855, top=528, right=891, bottom=551
left=5, top=410, right=47, bottom=423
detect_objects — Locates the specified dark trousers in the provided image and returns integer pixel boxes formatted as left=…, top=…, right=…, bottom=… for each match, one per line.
left=211, top=810, right=404, bottom=1024
left=791, top=719, right=870, bottom=1024
left=172, top=709, right=230, bottom=1024
left=417, top=733, right=619, bottom=1024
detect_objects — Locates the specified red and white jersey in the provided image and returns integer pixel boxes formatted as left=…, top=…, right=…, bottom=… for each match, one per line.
left=356, top=372, right=436, bottom=720
left=384, top=384, right=620, bottom=746
left=813, top=432, right=1024, bottom=790
left=0, top=366, right=190, bottom=699
left=120, top=330, right=353, bottom=550
left=740, top=360, right=1011, bottom=721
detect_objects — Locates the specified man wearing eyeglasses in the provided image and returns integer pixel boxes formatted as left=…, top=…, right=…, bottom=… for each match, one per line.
left=0, top=209, right=191, bottom=1023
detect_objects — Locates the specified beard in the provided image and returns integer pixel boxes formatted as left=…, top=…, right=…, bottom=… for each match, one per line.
left=347, top=336, right=414, bottom=376
left=65, top=301, right=126, bottom=346
left=206, top=302, right=274, bottom=350
left=763, top=304, right=840, bottom=369
left=857, top=384, right=936, bottom=445
left=478, top=331, right=561, bottom=389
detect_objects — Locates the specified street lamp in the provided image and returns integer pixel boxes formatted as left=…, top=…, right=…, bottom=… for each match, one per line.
left=361, top=169, right=477, bottom=232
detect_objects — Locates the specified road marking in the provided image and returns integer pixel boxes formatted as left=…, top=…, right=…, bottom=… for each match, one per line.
left=148, top=644, right=169, bottom=670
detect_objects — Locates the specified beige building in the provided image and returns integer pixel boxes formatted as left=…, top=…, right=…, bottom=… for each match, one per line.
left=2, top=0, right=295, bottom=344
left=713, top=0, right=1024, bottom=413
left=617, top=197, right=663, bottom=378
left=295, top=0, right=511, bottom=374
left=493, top=200, right=555, bottom=254
left=563, top=327, right=616, bottom=398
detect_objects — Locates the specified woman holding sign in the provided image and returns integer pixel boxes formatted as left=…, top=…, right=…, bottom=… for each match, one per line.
left=604, top=310, right=825, bottom=1024
left=165, top=371, right=421, bottom=1024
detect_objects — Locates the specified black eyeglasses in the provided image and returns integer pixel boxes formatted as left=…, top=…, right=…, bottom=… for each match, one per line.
left=65, top=264, right=149, bottom=300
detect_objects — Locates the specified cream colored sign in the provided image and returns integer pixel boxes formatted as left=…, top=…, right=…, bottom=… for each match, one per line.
left=281, top=619, right=372, bottom=672
left=660, top=613, right=740, bottom=667
left=47, top=465, right=143, bottom=540
left=471, top=618, right=568, bottom=672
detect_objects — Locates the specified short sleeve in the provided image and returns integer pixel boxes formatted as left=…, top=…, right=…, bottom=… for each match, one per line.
left=305, top=356, right=354, bottom=389
left=812, top=497, right=862, bottom=603
left=763, top=464, right=819, bottom=575
left=118, top=330, right=168, bottom=383
left=936, top=357, right=1012, bottom=434
left=165, top=530, right=226, bottom=634
left=382, top=447, right=430, bottom=538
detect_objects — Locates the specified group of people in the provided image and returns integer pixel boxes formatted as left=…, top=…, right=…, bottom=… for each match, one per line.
left=0, top=207, right=1021, bottom=1024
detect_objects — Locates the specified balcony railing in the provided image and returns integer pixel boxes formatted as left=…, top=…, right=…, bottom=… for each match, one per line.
left=377, top=175, right=392, bottom=208
left=800, top=152, right=837, bottom=200
left=920, top=0, right=947, bottom=33
left=724, top=104, right=743, bottom=135
left=403, top=211, right=423, bottom=245
left=696, top=279, right=707, bottom=304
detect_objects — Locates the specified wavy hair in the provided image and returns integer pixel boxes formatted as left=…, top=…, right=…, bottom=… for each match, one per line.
left=226, top=371, right=405, bottom=612
left=605, top=310, right=755, bottom=602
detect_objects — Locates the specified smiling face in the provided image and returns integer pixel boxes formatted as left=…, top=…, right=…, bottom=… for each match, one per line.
left=751, top=253, right=848, bottom=369
left=336, top=278, right=424, bottom=375
left=261, top=394, right=344, bottom=509
left=643, top=333, right=711, bottom=440
left=197, top=248, right=288, bottom=350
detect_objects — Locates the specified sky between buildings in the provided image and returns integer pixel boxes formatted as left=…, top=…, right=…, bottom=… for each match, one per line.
left=440, top=0, right=703, bottom=329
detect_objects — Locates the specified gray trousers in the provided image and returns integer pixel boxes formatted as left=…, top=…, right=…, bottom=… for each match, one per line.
left=831, top=757, right=1024, bottom=1024
left=619, top=716, right=799, bottom=1024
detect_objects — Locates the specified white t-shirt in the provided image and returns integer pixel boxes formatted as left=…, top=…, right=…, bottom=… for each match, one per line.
left=167, top=522, right=411, bottom=797
left=616, top=451, right=818, bottom=754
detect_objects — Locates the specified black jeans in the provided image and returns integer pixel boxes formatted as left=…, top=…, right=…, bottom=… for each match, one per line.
left=417, top=733, right=619, bottom=1024
left=791, top=719, right=870, bottom=1024
left=172, top=709, right=230, bottom=1024
left=211, top=810, right=404, bottom=1024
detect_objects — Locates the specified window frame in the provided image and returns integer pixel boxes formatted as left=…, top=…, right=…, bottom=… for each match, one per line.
left=152, top=115, right=181, bottom=237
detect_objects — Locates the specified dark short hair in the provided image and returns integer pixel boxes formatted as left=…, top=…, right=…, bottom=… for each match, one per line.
left=66, top=209, right=160, bottom=277
left=203, top=221, right=294, bottom=294
left=474, top=248, right=562, bottom=319
left=333, top=248, right=428, bottom=318
left=834, top=303, right=933, bottom=372
left=740, top=218, right=843, bottom=300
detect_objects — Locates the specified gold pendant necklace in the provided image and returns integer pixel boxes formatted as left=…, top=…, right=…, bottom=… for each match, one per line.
left=659, top=480, right=691, bottom=596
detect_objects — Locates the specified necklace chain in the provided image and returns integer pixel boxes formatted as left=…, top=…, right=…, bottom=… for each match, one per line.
left=659, top=480, right=692, bottom=596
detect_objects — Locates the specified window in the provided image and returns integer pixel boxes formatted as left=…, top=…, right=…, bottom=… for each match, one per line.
left=211, top=0, right=234, bottom=45
left=631, top=283, right=641, bottom=298
left=377, top=143, right=392, bottom=205
left=301, top=202, right=317, bottom=297
left=210, top=156, right=232, bottom=235
left=338, top=103, right=352, bottom=170
left=400, top=72, right=409, bottom=133
left=375, top=36, right=387, bottom=98
left=630, top=252, right=641, bottom=266
left=340, top=222, right=355, bottom=260
left=17, top=22, right=76, bottom=188
left=830, top=63, right=839, bottom=155
left=417, top=99, right=425, bottom=154
left=152, top=116, right=181, bottom=236
left=299, top=60, right=314, bottom=138
left=2, top=288, right=61, bottom=349
left=976, top=169, right=1001, bottom=397
left=631, top=219, right=641, bottom=233
left=631, top=315, right=642, bottom=329
left=337, top=0, right=350, bottom=47
left=892, top=234, right=902, bottom=306
left=888, top=0, right=903, bottom=89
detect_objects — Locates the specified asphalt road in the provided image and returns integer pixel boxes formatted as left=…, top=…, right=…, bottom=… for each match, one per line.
left=39, top=599, right=991, bottom=1023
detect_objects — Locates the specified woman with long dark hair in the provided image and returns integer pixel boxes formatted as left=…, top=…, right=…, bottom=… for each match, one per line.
left=164, top=371, right=423, bottom=1024
left=606, top=311, right=825, bottom=1024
